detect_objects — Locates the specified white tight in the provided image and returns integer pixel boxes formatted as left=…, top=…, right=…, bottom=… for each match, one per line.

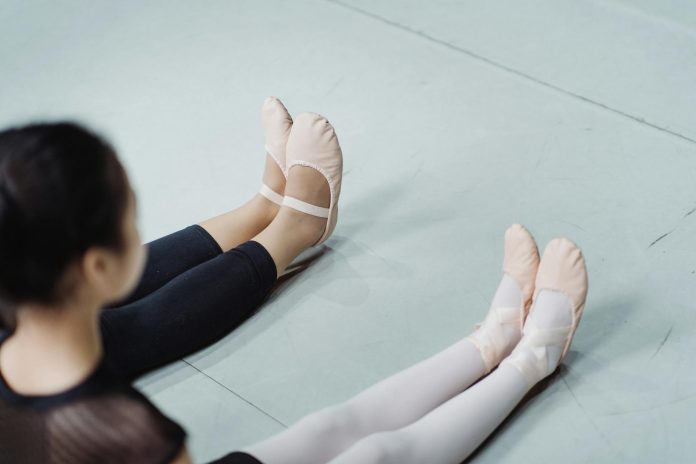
left=243, top=338, right=490, bottom=463
left=327, top=364, right=528, bottom=464
left=241, top=276, right=562, bottom=464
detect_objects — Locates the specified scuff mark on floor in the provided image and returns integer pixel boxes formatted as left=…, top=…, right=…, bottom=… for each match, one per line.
left=648, top=230, right=673, bottom=248
left=559, top=220, right=586, bottom=232
left=648, top=202, right=696, bottom=249
left=410, top=159, right=424, bottom=180
left=324, top=77, right=344, bottom=96
left=651, top=325, right=674, bottom=359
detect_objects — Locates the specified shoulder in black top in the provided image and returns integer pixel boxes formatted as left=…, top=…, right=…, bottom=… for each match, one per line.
left=0, top=329, right=186, bottom=464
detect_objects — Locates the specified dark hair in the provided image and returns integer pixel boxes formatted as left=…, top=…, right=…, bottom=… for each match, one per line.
left=0, top=122, right=130, bottom=309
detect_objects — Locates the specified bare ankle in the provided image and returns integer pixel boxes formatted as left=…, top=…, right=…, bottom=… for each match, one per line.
left=278, top=207, right=326, bottom=248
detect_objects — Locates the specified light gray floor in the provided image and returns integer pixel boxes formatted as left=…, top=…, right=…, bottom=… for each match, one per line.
left=2, top=1, right=695, bottom=462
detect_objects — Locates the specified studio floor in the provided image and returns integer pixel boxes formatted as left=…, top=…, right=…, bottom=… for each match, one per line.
left=2, top=1, right=696, bottom=462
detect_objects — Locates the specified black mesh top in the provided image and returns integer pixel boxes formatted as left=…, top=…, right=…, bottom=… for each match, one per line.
left=0, top=331, right=186, bottom=464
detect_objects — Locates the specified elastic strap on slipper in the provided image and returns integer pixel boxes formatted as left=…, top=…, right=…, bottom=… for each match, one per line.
left=467, top=305, right=519, bottom=374
left=282, top=195, right=330, bottom=218
left=259, top=184, right=284, bottom=206
left=502, top=317, right=571, bottom=388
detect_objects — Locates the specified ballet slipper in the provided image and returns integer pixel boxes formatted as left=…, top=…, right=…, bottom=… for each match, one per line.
left=283, top=112, right=343, bottom=247
left=503, top=223, right=541, bottom=329
left=534, top=238, right=588, bottom=363
left=468, top=224, right=540, bottom=374
left=258, top=96, right=292, bottom=206
left=501, top=238, right=588, bottom=387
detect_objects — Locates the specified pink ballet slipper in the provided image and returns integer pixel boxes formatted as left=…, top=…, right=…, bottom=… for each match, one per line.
left=533, top=238, right=588, bottom=363
left=258, top=96, right=292, bottom=206
left=502, top=238, right=589, bottom=387
left=468, top=224, right=540, bottom=373
left=283, top=112, right=343, bottom=247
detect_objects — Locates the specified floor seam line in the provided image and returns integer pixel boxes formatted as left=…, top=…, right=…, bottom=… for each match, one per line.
left=324, top=0, right=696, bottom=146
left=183, top=359, right=288, bottom=428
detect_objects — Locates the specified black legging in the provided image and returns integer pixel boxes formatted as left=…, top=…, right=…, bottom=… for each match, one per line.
left=100, top=224, right=277, bottom=381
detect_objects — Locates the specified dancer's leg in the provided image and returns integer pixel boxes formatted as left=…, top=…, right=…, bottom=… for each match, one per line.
left=242, top=339, right=487, bottom=464
left=242, top=226, right=540, bottom=464
left=101, top=157, right=332, bottom=380
left=103, top=224, right=224, bottom=309
left=105, top=148, right=285, bottom=309
left=326, top=241, right=586, bottom=464
left=327, top=363, right=529, bottom=464
left=100, top=240, right=277, bottom=380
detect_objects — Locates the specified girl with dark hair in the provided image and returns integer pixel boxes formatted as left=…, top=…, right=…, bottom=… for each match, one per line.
left=0, top=96, right=588, bottom=464
left=0, top=97, right=344, bottom=463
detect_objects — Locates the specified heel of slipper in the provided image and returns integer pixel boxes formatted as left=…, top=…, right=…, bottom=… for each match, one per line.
left=313, top=204, right=339, bottom=247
